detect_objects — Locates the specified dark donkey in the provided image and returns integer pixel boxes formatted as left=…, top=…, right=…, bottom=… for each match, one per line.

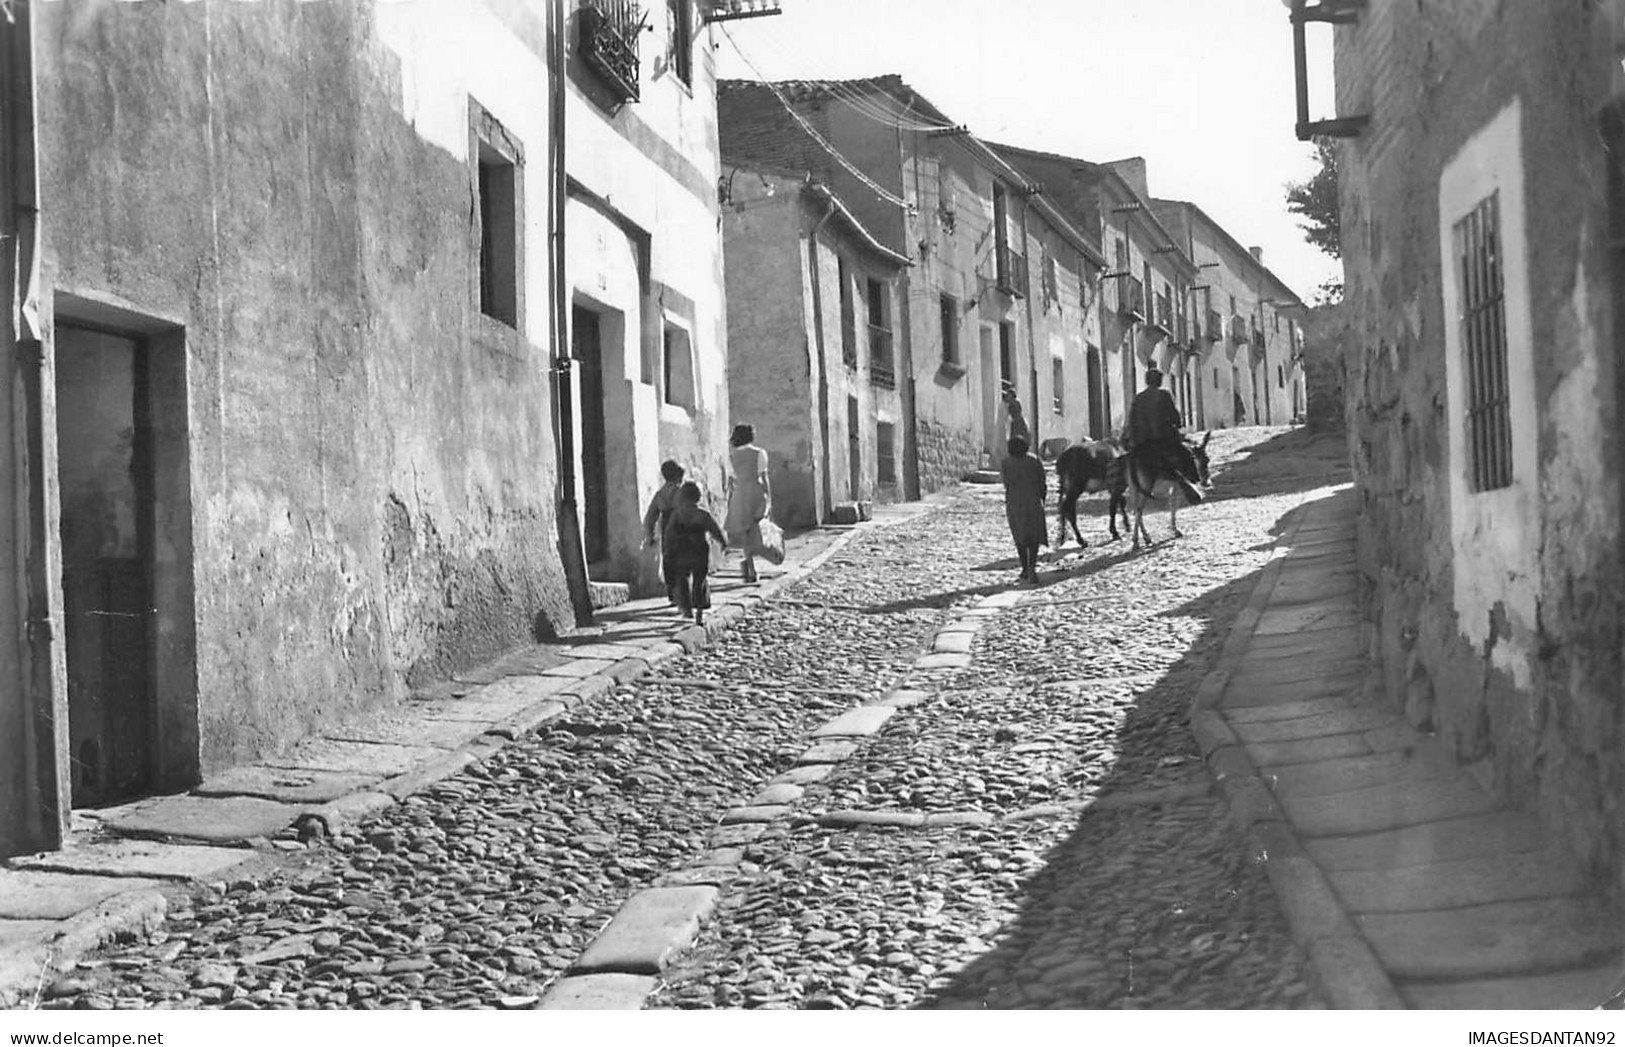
left=1054, top=440, right=1130, bottom=548
left=1125, top=431, right=1213, bottom=551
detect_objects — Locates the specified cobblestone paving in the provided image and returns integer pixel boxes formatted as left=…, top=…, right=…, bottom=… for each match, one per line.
left=45, top=426, right=1347, bottom=1010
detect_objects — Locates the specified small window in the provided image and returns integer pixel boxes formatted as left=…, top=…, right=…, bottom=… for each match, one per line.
left=1455, top=191, right=1512, bottom=493
left=477, top=138, right=520, bottom=328
left=939, top=294, right=960, bottom=365
left=1213, top=368, right=1220, bottom=390
left=838, top=257, right=857, bottom=368
left=1277, top=364, right=1285, bottom=389
left=867, top=277, right=894, bottom=387
left=1051, top=357, right=1065, bottom=415
left=876, top=421, right=896, bottom=484
left=666, top=0, right=694, bottom=87
left=663, top=323, right=696, bottom=409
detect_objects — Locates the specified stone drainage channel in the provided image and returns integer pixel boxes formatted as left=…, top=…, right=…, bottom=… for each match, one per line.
left=540, top=587, right=1038, bottom=1009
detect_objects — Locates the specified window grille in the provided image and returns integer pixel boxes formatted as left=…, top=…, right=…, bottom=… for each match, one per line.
left=867, top=277, right=894, bottom=388
left=1454, top=192, right=1512, bottom=493
left=1051, top=357, right=1064, bottom=415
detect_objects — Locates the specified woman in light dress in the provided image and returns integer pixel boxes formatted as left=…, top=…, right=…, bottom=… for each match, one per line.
left=724, top=423, right=771, bottom=584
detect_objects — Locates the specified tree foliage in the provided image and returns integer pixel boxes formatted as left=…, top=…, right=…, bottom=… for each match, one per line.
left=1286, top=137, right=1340, bottom=261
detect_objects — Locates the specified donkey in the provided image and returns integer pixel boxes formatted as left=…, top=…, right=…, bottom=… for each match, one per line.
left=1054, top=440, right=1130, bottom=549
left=1125, top=432, right=1212, bottom=551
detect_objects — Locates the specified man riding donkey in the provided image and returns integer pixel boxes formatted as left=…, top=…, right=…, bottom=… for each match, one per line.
left=1124, top=364, right=1204, bottom=506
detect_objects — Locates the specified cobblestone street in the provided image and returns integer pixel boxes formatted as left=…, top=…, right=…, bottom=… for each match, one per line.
left=42, top=427, right=1349, bottom=1010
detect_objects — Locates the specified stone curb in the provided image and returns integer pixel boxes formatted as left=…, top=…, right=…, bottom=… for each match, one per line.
left=0, top=890, right=169, bottom=1007
left=1186, top=489, right=1404, bottom=1010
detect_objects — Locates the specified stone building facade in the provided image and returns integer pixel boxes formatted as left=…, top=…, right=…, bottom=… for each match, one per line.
left=1335, top=0, right=1625, bottom=898
left=718, top=77, right=1104, bottom=498
left=1297, top=301, right=1347, bottom=433
left=1150, top=199, right=1306, bottom=428
left=564, top=0, right=732, bottom=598
left=989, top=147, right=1198, bottom=440
left=0, top=0, right=695, bottom=859
left=721, top=165, right=909, bottom=528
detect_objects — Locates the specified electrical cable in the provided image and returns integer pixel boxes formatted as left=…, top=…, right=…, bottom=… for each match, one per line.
left=720, top=24, right=913, bottom=210
left=732, top=19, right=957, bottom=133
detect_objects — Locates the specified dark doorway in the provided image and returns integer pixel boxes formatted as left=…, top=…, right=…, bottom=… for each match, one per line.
left=847, top=395, right=861, bottom=501
left=55, top=325, right=155, bottom=807
left=1085, top=346, right=1105, bottom=439
left=572, top=305, right=610, bottom=565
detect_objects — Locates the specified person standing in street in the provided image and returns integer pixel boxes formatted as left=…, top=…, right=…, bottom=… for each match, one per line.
left=724, top=423, right=771, bottom=584
left=642, top=459, right=685, bottom=605
left=1001, top=434, right=1047, bottom=584
left=1004, top=387, right=1031, bottom=446
left=662, top=481, right=726, bottom=625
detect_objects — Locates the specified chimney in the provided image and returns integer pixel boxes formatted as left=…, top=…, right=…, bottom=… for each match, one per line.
left=1249, top=246, right=1264, bottom=263
left=1105, top=157, right=1150, bottom=200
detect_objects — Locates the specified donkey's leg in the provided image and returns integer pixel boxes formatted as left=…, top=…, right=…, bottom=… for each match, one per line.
left=1170, top=491, right=1183, bottom=540
left=1060, top=489, right=1086, bottom=549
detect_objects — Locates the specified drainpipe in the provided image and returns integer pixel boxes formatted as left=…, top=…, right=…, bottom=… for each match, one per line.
left=549, top=0, right=592, bottom=627
left=5, top=0, right=64, bottom=852
left=1019, top=194, right=1040, bottom=448
left=806, top=191, right=836, bottom=521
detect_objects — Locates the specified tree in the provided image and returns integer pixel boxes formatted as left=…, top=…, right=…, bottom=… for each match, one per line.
left=1285, top=137, right=1340, bottom=260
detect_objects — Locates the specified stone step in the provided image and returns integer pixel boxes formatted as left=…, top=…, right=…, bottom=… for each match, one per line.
left=588, top=581, right=630, bottom=610
left=961, top=470, right=1002, bottom=485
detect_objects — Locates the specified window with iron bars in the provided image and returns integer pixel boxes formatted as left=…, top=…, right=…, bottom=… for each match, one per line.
left=867, top=277, right=895, bottom=388
left=1454, top=191, right=1512, bottom=493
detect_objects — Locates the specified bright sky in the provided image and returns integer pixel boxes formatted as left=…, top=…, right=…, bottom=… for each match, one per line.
left=713, top=0, right=1341, bottom=302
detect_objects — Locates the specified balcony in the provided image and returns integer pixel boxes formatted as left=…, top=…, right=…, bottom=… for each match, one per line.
left=1119, top=276, right=1145, bottom=320
left=996, top=246, right=1028, bottom=298
left=868, top=324, right=896, bottom=388
left=1252, top=328, right=1266, bottom=351
left=580, top=0, right=643, bottom=104
left=1206, top=309, right=1223, bottom=342
left=1229, top=314, right=1248, bottom=344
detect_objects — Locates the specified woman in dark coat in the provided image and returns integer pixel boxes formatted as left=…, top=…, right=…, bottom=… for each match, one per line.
left=1001, top=434, right=1047, bottom=583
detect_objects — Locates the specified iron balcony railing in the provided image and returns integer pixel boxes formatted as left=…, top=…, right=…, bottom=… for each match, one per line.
left=1229, top=314, right=1248, bottom=344
left=1207, top=309, right=1224, bottom=341
left=996, top=246, right=1028, bottom=298
left=580, top=0, right=643, bottom=103
left=1120, top=276, right=1145, bottom=320
left=1252, top=328, right=1266, bottom=351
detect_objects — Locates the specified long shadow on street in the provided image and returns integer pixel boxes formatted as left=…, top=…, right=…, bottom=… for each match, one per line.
left=912, top=491, right=1339, bottom=1009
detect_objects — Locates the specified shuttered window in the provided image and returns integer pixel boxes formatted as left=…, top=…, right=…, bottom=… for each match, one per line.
left=1454, top=192, right=1512, bottom=493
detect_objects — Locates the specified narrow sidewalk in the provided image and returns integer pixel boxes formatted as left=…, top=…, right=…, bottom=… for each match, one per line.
left=1194, top=486, right=1623, bottom=1009
left=0, top=498, right=939, bottom=1006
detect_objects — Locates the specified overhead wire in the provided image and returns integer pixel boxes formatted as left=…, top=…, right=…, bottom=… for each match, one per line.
left=719, top=23, right=914, bottom=210
left=731, top=18, right=957, bottom=133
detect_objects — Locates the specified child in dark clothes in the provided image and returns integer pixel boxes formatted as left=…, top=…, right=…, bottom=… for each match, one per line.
left=661, top=481, right=727, bottom=624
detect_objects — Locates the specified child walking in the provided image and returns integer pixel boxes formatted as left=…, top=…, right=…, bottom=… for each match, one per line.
left=642, top=460, right=685, bottom=603
left=661, top=481, right=727, bottom=624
